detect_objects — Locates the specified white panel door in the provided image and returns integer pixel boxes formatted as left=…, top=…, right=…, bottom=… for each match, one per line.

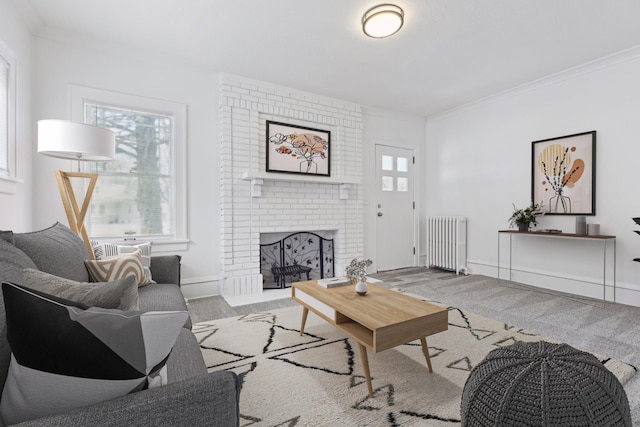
left=375, top=145, right=415, bottom=271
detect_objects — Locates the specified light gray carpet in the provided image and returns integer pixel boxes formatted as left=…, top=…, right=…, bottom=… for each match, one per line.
left=186, top=268, right=640, bottom=423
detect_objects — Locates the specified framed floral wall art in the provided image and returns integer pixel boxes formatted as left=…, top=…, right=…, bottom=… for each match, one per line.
left=266, top=121, right=330, bottom=176
left=531, top=131, right=596, bottom=215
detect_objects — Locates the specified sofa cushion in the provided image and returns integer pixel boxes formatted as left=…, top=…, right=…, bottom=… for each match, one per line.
left=0, top=282, right=188, bottom=425
left=85, top=250, right=150, bottom=287
left=22, top=269, right=139, bottom=311
left=138, top=283, right=191, bottom=329
left=13, top=223, right=91, bottom=282
left=91, top=241, right=154, bottom=284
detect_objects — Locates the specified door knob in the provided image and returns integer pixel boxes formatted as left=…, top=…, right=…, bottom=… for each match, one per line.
left=377, top=212, right=383, bottom=217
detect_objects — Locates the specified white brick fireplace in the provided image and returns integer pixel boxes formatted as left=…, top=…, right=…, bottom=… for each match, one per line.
left=219, top=74, right=364, bottom=297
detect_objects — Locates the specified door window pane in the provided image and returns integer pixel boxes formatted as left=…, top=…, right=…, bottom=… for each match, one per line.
left=382, top=176, right=394, bottom=191
left=397, top=177, right=408, bottom=192
left=382, top=155, right=394, bottom=171
left=397, top=157, right=408, bottom=173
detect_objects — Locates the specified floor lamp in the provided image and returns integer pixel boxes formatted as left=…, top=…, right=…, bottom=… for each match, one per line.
left=37, top=120, right=116, bottom=259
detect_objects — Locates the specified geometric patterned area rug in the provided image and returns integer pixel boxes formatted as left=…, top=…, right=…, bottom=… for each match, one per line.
left=194, top=292, right=637, bottom=426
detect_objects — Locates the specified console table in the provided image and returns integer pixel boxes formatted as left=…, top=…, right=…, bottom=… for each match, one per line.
left=497, top=230, right=616, bottom=305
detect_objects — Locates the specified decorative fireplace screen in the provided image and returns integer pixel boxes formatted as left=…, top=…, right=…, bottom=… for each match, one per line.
left=260, top=232, right=334, bottom=289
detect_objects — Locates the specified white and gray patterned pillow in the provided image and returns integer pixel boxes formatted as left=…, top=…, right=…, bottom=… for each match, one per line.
left=85, top=250, right=150, bottom=287
left=90, top=241, right=154, bottom=284
left=0, top=282, right=187, bottom=425
left=22, top=268, right=138, bottom=311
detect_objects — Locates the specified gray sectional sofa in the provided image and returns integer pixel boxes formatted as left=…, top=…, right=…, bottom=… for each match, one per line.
left=0, top=223, right=240, bottom=426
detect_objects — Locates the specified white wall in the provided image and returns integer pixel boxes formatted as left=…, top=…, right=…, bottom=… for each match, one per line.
left=0, top=0, right=32, bottom=231
left=425, top=47, right=640, bottom=306
left=362, top=108, right=427, bottom=270
left=32, top=32, right=221, bottom=297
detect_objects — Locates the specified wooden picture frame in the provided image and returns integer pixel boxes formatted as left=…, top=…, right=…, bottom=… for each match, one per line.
left=266, top=121, right=330, bottom=176
left=531, top=131, right=596, bottom=215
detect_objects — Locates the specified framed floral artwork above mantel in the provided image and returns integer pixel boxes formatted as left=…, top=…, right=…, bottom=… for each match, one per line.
left=266, top=121, right=330, bottom=177
left=531, top=130, right=596, bottom=215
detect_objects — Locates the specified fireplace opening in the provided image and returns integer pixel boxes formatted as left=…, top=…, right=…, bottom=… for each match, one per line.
left=260, top=231, right=335, bottom=289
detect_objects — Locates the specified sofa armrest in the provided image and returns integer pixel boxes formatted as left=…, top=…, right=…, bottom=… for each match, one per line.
left=150, top=255, right=182, bottom=286
left=15, top=371, right=240, bottom=427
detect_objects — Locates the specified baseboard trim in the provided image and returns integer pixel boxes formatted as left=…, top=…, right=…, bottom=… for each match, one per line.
left=466, top=259, right=640, bottom=307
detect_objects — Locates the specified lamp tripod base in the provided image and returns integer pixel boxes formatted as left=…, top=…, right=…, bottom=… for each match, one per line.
left=54, top=170, right=98, bottom=259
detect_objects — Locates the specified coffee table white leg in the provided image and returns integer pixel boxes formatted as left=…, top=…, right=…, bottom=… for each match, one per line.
left=358, top=343, right=374, bottom=398
left=420, top=337, right=433, bottom=373
left=299, top=307, right=309, bottom=336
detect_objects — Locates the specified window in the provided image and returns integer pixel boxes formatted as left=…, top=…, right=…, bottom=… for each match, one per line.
left=71, top=86, right=187, bottom=244
left=0, top=39, right=16, bottom=181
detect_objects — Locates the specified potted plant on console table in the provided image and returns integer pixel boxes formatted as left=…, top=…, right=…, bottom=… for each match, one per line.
left=509, top=202, right=544, bottom=231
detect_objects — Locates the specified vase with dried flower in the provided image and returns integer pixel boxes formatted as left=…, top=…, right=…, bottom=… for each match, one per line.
left=345, top=258, right=373, bottom=296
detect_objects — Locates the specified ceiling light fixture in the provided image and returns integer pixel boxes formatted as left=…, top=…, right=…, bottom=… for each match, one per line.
left=362, top=4, right=404, bottom=39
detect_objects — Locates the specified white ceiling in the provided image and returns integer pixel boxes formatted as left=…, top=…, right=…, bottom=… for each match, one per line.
left=14, top=0, right=640, bottom=117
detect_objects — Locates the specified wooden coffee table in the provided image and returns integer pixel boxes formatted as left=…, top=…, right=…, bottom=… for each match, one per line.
left=291, top=280, right=448, bottom=397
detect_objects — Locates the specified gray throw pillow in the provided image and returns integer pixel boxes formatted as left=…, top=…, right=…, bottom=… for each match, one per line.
left=0, top=240, right=37, bottom=286
left=0, top=231, right=13, bottom=245
left=14, top=222, right=91, bottom=282
left=21, top=269, right=139, bottom=311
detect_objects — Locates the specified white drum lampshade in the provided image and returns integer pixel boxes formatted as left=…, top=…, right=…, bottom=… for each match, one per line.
left=37, top=119, right=115, bottom=161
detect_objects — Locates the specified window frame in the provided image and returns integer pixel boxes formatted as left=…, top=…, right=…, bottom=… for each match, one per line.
left=70, top=85, right=188, bottom=250
left=0, top=38, right=17, bottom=190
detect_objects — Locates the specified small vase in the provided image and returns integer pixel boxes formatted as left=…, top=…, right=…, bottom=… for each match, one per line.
left=355, top=279, right=368, bottom=296
left=518, top=223, right=528, bottom=232
left=550, top=188, right=571, bottom=213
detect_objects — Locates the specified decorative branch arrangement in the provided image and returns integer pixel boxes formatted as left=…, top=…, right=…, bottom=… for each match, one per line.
left=539, top=145, right=584, bottom=214
left=270, top=132, right=328, bottom=174
left=266, top=121, right=330, bottom=176
left=345, top=258, right=373, bottom=283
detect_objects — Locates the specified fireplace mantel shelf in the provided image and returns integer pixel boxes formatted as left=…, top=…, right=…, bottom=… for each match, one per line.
left=242, top=171, right=360, bottom=184
left=241, top=171, right=360, bottom=198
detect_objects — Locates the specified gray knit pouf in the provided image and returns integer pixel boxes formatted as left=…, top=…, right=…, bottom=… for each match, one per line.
left=461, top=341, right=631, bottom=426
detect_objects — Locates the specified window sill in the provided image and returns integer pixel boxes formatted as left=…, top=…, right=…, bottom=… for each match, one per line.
left=89, top=237, right=190, bottom=253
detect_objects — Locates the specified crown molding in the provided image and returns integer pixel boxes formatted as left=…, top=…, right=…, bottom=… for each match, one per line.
left=429, top=44, right=640, bottom=119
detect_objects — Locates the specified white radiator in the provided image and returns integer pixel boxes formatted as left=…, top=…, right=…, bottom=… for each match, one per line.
left=427, top=216, right=467, bottom=274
